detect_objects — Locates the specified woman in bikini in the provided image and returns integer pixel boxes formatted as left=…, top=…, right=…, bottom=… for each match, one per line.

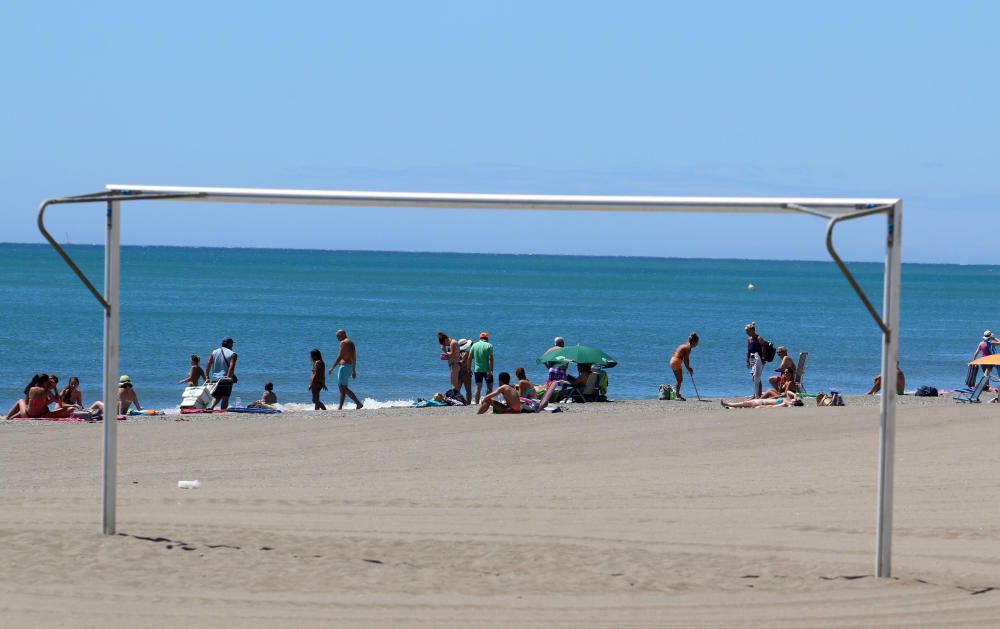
left=669, top=332, right=699, bottom=401
left=721, top=391, right=803, bottom=409
left=7, top=373, right=72, bottom=419
left=309, top=348, right=328, bottom=410
left=60, top=376, right=83, bottom=408
left=515, top=367, right=537, bottom=399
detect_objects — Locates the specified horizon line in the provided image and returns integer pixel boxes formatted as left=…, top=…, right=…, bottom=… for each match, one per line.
left=0, top=240, right=981, bottom=268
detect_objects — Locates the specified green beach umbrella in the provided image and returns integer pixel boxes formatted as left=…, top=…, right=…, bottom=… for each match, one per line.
left=536, top=344, right=618, bottom=368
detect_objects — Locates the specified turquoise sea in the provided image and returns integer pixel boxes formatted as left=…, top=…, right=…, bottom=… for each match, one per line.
left=0, top=243, right=990, bottom=410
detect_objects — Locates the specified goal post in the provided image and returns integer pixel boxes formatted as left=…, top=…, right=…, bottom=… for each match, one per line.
left=36, top=185, right=902, bottom=578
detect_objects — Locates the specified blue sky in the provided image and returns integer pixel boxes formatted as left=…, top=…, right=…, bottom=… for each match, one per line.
left=1, top=1, right=996, bottom=262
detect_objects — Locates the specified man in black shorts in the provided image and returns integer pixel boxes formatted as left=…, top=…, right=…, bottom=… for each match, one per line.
left=469, top=332, right=494, bottom=404
left=206, top=337, right=238, bottom=410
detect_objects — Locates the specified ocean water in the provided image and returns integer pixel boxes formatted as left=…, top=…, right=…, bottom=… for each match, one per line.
left=0, top=243, right=991, bottom=410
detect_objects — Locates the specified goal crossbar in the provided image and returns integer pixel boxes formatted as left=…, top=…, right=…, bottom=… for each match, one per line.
left=36, top=185, right=903, bottom=579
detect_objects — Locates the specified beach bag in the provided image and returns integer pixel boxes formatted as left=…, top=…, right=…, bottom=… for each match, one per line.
left=443, top=388, right=467, bottom=406
left=966, top=364, right=980, bottom=389
left=658, top=384, right=673, bottom=400
left=914, top=385, right=938, bottom=397
left=761, top=339, right=777, bottom=363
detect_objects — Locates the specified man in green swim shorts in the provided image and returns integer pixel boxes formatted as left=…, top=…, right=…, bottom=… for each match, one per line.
left=329, top=329, right=363, bottom=410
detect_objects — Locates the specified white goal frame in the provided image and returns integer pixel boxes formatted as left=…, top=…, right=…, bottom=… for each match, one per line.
left=37, top=184, right=902, bottom=578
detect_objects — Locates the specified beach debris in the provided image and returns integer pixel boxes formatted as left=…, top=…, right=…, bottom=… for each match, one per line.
left=177, top=480, right=201, bottom=489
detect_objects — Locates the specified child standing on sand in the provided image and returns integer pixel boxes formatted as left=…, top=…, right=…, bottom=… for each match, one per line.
left=178, top=355, right=205, bottom=387
left=669, top=332, right=698, bottom=401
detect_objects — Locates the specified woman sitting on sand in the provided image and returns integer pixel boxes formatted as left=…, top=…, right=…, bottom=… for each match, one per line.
left=6, top=373, right=73, bottom=419
left=515, top=367, right=537, bottom=399
left=721, top=391, right=804, bottom=409
left=60, top=376, right=83, bottom=408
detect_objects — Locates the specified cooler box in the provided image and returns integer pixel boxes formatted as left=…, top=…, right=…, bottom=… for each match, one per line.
left=180, top=385, right=212, bottom=410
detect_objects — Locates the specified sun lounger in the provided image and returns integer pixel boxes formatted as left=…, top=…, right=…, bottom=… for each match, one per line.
left=794, top=352, right=808, bottom=393
left=954, top=374, right=990, bottom=403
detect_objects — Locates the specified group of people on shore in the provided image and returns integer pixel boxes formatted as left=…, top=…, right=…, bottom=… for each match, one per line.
left=5, top=373, right=140, bottom=420
left=178, top=331, right=364, bottom=412
left=434, top=332, right=599, bottom=413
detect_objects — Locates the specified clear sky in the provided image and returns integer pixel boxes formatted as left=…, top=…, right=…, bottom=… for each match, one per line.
left=2, top=1, right=996, bottom=263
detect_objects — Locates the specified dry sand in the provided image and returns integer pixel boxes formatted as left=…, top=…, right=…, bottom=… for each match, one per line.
left=3, top=396, right=1000, bottom=627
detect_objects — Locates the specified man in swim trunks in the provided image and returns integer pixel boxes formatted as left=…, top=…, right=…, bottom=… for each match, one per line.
left=669, top=332, right=698, bottom=401
left=477, top=372, right=523, bottom=414
left=329, top=329, right=363, bottom=410
left=206, top=337, right=238, bottom=410
left=470, top=332, right=494, bottom=404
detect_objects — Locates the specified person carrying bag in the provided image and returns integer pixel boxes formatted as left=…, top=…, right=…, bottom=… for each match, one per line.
left=206, top=337, right=238, bottom=410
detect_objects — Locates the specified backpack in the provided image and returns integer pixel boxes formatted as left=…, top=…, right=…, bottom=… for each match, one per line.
left=914, top=385, right=938, bottom=397
left=761, top=338, right=777, bottom=363
left=658, top=384, right=673, bottom=400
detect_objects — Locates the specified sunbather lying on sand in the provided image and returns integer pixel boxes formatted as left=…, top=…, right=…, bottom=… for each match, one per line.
left=721, top=391, right=804, bottom=408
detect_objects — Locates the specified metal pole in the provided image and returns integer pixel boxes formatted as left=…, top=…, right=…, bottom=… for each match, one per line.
left=102, top=200, right=121, bottom=535
left=876, top=201, right=903, bottom=577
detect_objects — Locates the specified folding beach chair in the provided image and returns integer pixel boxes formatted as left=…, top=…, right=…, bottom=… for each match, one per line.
left=794, top=352, right=808, bottom=393
left=954, top=373, right=991, bottom=403
left=568, top=371, right=601, bottom=403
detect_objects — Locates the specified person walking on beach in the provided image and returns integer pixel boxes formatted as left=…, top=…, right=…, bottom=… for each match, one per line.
left=206, top=337, right=238, bottom=410
left=329, top=329, right=363, bottom=410
left=669, top=332, right=698, bottom=401
left=309, top=349, right=328, bottom=410
left=470, top=332, right=494, bottom=404
left=745, top=322, right=766, bottom=399
left=178, top=355, right=205, bottom=387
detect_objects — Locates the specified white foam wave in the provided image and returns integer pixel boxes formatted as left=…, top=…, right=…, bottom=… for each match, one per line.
left=276, top=397, right=414, bottom=412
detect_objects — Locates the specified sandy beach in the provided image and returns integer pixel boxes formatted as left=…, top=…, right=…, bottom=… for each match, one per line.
left=3, top=396, right=1000, bottom=627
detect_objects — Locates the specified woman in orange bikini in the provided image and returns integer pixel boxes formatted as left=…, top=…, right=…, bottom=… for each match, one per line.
left=669, top=332, right=699, bottom=401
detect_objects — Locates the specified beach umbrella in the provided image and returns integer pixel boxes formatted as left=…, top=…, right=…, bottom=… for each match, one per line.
left=970, top=355, right=1000, bottom=366
left=536, top=344, right=618, bottom=368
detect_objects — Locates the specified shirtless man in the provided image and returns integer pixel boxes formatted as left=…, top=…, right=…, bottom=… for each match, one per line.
left=545, top=336, right=566, bottom=355
left=329, top=329, right=363, bottom=410
left=477, top=372, right=523, bottom=414
left=768, top=346, right=796, bottom=391
left=669, top=332, right=699, bottom=401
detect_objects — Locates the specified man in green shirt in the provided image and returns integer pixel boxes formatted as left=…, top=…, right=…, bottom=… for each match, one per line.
left=470, top=332, right=495, bottom=404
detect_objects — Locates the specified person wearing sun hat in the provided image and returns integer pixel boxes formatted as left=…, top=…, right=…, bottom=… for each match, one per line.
left=118, top=375, right=142, bottom=415
left=968, top=330, right=1000, bottom=388
left=470, top=332, right=495, bottom=404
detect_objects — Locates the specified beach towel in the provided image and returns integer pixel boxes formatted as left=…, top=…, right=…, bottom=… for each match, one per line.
left=180, top=408, right=228, bottom=414
left=127, top=409, right=163, bottom=416
left=10, top=414, right=125, bottom=422
left=226, top=407, right=282, bottom=414
left=413, top=399, right=447, bottom=407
